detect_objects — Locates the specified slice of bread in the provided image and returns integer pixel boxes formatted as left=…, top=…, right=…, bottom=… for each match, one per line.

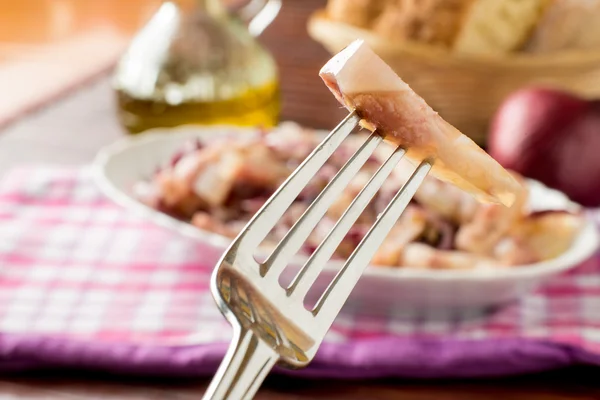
left=526, top=0, right=600, bottom=53
left=453, top=0, right=553, bottom=55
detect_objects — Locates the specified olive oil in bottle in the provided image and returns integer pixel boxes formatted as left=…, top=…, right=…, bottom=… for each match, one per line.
left=113, top=0, right=281, bottom=134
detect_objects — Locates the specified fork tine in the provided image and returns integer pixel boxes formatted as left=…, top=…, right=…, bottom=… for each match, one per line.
left=312, top=160, right=432, bottom=326
left=286, top=146, right=407, bottom=300
left=237, top=112, right=360, bottom=251
left=262, top=131, right=382, bottom=277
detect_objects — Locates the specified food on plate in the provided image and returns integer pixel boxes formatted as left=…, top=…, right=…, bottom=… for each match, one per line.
left=133, top=123, right=584, bottom=270
left=319, top=39, right=523, bottom=207
left=453, top=173, right=528, bottom=254
left=399, top=208, right=583, bottom=268
left=488, top=86, right=600, bottom=207
left=320, top=0, right=600, bottom=55
left=491, top=211, right=584, bottom=264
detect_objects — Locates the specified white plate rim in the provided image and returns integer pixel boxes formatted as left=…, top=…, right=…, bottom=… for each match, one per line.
left=92, top=125, right=600, bottom=283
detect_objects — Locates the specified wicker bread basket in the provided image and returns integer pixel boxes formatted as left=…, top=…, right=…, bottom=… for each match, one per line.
left=308, top=10, right=600, bottom=145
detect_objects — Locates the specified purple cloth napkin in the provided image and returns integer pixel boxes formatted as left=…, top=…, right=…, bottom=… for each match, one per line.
left=0, top=334, right=597, bottom=378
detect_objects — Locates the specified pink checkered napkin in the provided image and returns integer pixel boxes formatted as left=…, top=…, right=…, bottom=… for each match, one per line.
left=0, top=166, right=600, bottom=379
left=0, top=167, right=228, bottom=345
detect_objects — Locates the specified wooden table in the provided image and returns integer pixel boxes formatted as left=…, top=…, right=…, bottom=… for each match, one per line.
left=0, top=365, right=599, bottom=399
left=1, top=0, right=600, bottom=398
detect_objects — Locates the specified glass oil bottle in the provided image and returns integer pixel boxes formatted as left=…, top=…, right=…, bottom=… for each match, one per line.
left=113, top=0, right=281, bottom=134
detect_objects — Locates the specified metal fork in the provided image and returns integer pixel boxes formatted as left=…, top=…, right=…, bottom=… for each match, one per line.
left=203, top=111, right=432, bottom=400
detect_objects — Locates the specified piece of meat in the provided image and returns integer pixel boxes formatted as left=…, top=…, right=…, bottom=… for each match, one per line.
left=192, top=142, right=290, bottom=208
left=327, top=170, right=373, bottom=221
left=235, top=143, right=291, bottom=188
left=265, top=122, right=321, bottom=162
left=491, top=236, right=540, bottom=266
left=157, top=145, right=223, bottom=208
left=455, top=171, right=529, bottom=254
left=319, top=40, right=523, bottom=207
left=191, top=212, right=238, bottom=238
left=168, top=138, right=204, bottom=168
left=492, top=211, right=584, bottom=264
left=133, top=181, right=161, bottom=209
left=455, top=203, right=519, bottom=254
left=372, top=205, right=428, bottom=266
left=413, top=175, right=478, bottom=224
left=192, top=149, right=244, bottom=207
left=400, top=242, right=498, bottom=270
left=155, top=173, right=206, bottom=219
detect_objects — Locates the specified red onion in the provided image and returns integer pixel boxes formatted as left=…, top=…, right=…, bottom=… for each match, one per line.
left=169, top=138, right=204, bottom=168
left=489, top=87, right=600, bottom=207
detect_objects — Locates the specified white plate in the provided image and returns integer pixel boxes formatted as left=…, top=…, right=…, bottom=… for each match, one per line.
left=93, top=125, right=600, bottom=310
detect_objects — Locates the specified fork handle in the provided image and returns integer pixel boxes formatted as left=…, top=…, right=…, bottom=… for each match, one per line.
left=203, top=326, right=279, bottom=400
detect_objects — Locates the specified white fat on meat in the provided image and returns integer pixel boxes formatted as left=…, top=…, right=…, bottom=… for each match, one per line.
left=319, top=39, right=523, bottom=207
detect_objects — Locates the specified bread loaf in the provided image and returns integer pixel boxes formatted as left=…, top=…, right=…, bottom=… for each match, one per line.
left=326, top=0, right=387, bottom=28
left=453, top=0, right=553, bottom=55
left=373, top=0, right=473, bottom=46
left=526, top=0, right=600, bottom=53
left=323, top=0, right=599, bottom=55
